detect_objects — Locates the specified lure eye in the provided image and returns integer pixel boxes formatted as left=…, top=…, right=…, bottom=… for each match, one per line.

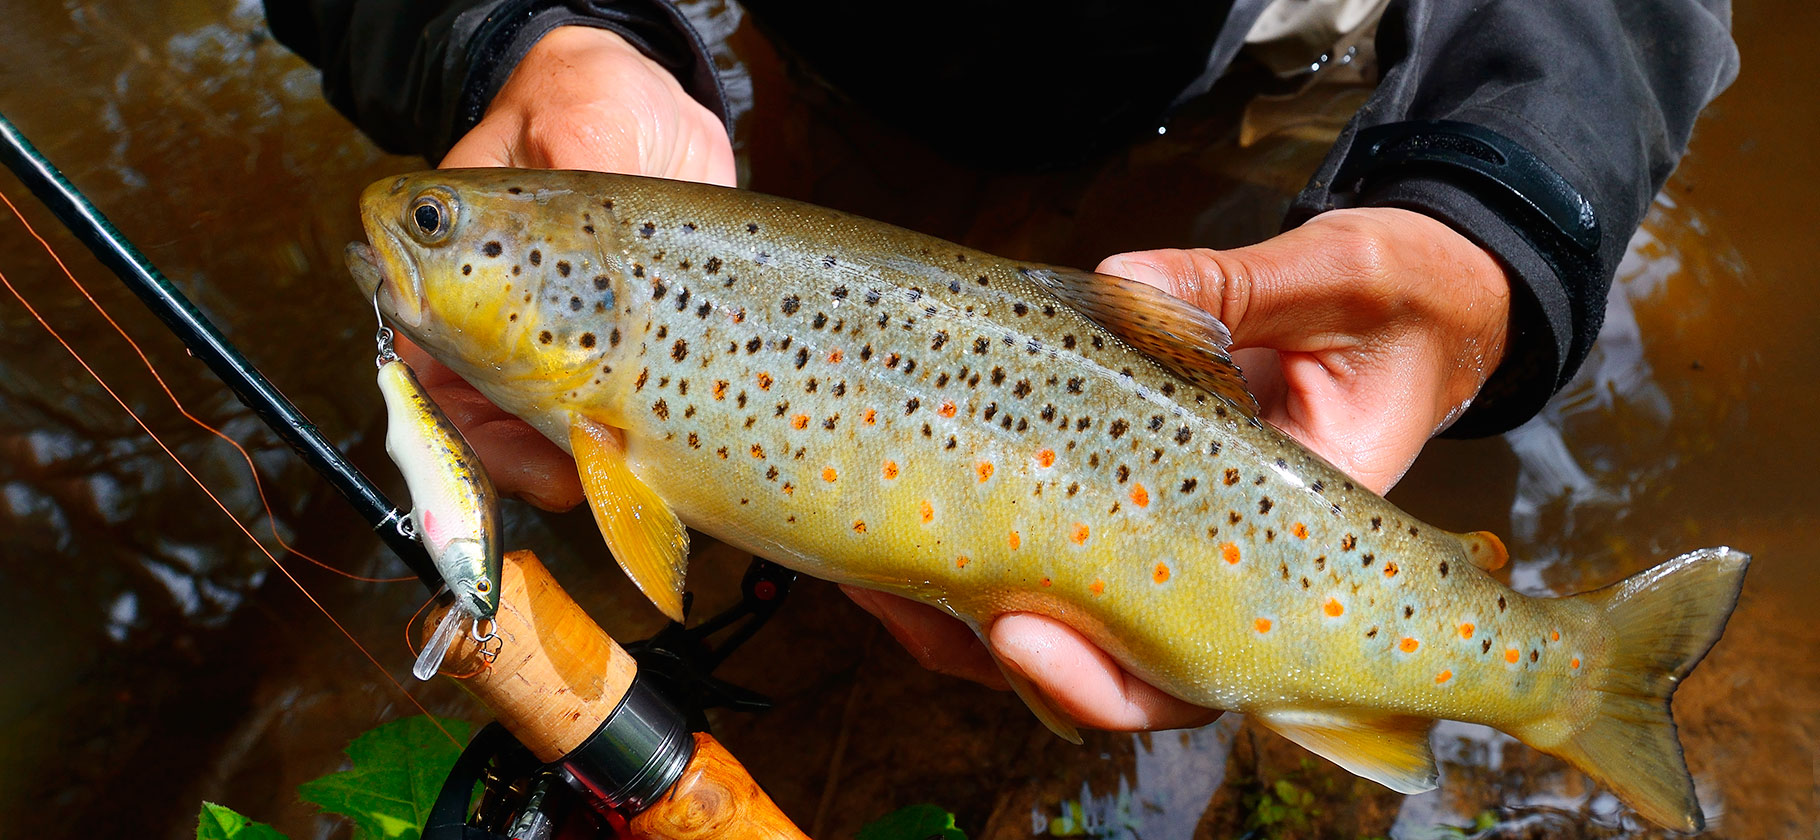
left=407, top=192, right=454, bottom=243
left=475, top=579, right=490, bottom=594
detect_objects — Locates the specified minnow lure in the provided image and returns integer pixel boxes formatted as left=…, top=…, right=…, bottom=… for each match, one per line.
left=370, top=293, right=503, bottom=678
left=347, top=169, right=1747, bottom=831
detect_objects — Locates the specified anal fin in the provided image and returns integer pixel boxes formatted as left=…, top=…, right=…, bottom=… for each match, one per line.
left=569, top=414, right=689, bottom=622
left=1254, top=708, right=1438, bottom=794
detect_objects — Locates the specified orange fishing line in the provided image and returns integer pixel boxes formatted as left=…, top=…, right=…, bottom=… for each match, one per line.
left=0, top=235, right=457, bottom=748
left=0, top=190, right=414, bottom=583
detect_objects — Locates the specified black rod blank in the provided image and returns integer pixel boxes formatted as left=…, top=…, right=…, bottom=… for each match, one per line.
left=0, top=109, right=438, bottom=590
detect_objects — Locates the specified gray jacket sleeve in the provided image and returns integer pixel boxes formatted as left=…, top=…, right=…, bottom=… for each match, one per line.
left=1289, top=0, right=1737, bottom=435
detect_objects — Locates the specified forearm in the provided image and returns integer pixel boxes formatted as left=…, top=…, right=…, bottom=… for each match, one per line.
left=1290, top=0, right=1738, bottom=434
left=263, top=0, right=731, bottom=161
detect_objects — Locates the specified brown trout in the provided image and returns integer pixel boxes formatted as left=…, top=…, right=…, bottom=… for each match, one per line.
left=346, top=169, right=1747, bottom=832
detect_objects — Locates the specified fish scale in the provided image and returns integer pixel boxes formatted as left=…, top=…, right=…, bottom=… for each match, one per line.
left=349, top=168, right=1748, bottom=832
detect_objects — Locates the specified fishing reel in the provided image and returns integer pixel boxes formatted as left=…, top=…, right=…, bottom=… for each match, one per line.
left=423, top=558, right=798, bottom=839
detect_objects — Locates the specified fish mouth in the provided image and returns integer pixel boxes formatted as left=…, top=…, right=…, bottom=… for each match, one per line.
left=345, top=231, right=424, bottom=330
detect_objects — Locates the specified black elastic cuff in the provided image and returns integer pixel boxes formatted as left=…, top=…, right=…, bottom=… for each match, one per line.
left=437, top=0, right=731, bottom=163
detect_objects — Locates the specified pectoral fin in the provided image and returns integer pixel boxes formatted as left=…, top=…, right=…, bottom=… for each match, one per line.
left=1021, top=265, right=1258, bottom=417
left=569, top=415, right=689, bottom=622
left=1254, top=708, right=1438, bottom=794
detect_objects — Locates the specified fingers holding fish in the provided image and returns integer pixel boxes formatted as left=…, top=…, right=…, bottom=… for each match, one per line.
left=1097, top=207, right=1511, bottom=493
left=439, top=26, right=735, bottom=186
left=394, top=336, right=584, bottom=511
left=842, top=586, right=1006, bottom=689
left=988, top=615, right=1223, bottom=732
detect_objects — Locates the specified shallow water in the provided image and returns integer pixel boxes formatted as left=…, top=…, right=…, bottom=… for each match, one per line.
left=0, top=1, right=1813, bottom=839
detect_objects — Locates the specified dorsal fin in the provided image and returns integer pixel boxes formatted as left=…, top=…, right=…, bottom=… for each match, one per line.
left=1021, top=265, right=1259, bottom=416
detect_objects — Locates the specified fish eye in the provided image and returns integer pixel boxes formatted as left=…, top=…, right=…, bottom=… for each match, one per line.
left=407, top=192, right=455, bottom=243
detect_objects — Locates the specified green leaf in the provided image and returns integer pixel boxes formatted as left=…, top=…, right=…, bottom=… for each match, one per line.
left=297, top=716, right=470, bottom=840
left=197, top=802, right=288, bottom=840
left=858, top=804, right=968, bottom=840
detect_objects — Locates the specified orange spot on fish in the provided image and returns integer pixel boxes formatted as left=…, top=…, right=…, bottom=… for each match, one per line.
left=919, top=500, right=934, bottom=523
left=1069, top=523, right=1090, bottom=545
left=1505, top=648, right=1520, bottom=664
left=1323, top=598, right=1344, bottom=617
left=882, top=460, right=899, bottom=479
left=1435, top=670, right=1453, bottom=684
left=864, top=409, right=877, bottom=426
left=1571, top=657, right=1581, bottom=669
left=756, top=372, right=774, bottom=390
left=1040, top=576, right=1052, bottom=587
left=1399, top=637, right=1420, bottom=653
left=1153, top=563, right=1170, bottom=583
left=976, top=461, right=995, bottom=482
left=955, top=555, right=969, bottom=568
left=828, top=349, right=843, bottom=363
left=781, top=483, right=794, bottom=495
left=712, top=380, right=728, bottom=400
left=938, top=401, right=957, bottom=418
left=822, top=467, right=838, bottom=482
left=1254, top=618, right=1272, bottom=634
left=1382, top=561, right=1399, bottom=578
left=1130, top=484, right=1149, bottom=507
left=1008, top=531, right=1021, bottom=550
left=1291, top=522, right=1308, bottom=539
left=1036, top=449, right=1055, bottom=468
left=792, top=414, right=810, bottom=430
left=1551, top=629, right=1560, bottom=642
left=1458, top=622, right=1475, bottom=639
left=852, top=520, right=867, bottom=534
left=1221, top=542, right=1241, bottom=564
left=1089, top=579, right=1105, bottom=596
left=750, top=444, right=765, bottom=459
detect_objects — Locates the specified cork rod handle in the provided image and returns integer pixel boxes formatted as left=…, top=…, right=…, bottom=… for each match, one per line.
left=426, top=550, right=810, bottom=840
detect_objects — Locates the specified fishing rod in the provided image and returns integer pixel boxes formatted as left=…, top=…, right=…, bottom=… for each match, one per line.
left=0, top=109, right=438, bottom=588
left=0, top=109, right=812, bottom=839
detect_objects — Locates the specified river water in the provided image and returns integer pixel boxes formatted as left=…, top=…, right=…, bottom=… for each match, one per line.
left=0, top=1, right=1812, bottom=838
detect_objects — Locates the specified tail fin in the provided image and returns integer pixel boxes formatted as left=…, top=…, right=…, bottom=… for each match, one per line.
left=1536, top=546, right=1749, bottom=833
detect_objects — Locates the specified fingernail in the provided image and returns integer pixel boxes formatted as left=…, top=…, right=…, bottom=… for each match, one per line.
left=1102, top=257, right=1172, bottom=292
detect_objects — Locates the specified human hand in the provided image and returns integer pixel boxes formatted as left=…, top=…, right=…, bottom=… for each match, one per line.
left=399, top=25, right=735, bottom=510
left=853, top=207, right=1511, bottom=731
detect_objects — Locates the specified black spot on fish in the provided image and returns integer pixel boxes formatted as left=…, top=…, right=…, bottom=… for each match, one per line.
left=609, top=328, right=621, bottom=347
left=705, top=257, right=722, bottom=274
left=1530, top=649, right=1539, bottom=662
left=1116, top=465, right=1129, bottom=483
left=1175, top=426, right=1192, bottom=445
left=1497, top=596, right=1507, bottom=612
left=539, top=331, right=553, bottom=345
left=983, top=403, right=998, bottom=421
left=1367, top=627, right=1379, bottom=638
left=529, top=250, right=542, bottom=266
left=640, top=222, right=656, bottom=237
left=1180, top=478, right=1198, bottom=493
left=1259, top=497, right=1273, bottom=515
left=594, top=275, right=611, bottom=291
left=671, top=339, right=689, bottom=362
left=1371, top=516, right=1383, bottom=532
left=812, top=312, right=828, bottom=329
left=1091, top=336, right=1104, bottom=350
left=1482, top=638, right=1493, bottom=653
left=1109, top=418, right=1129, bottom=438
left=781, top=295, right=800, bottom=315
left=976, top=274, right=989, bottom=286
left=1012, top=302, right=1028, bottom=316
left=1040, top=405, right=1056, bottom=421
left=483, top=241, right=502, bottom=257
left=747, top=222, right=759, bottom=234
left=652, top=282, right=667, bottom=300
left=1074, top=417, right=1090, bottom=431
left=905, top=398, right=920, bottom=415
left=697, top=302, right=712, bottom=318
left=794, top=348, right=809, bottom=369
left=1403, top=605, right=1414, bottom=619
left=921, top=423, right=932, bottom=437
left=1062, top=335, right=1077, bottom=350
left=461, top=264, right=472, bottom=275
left=746, top=338, right=762, bottom=354
left=860, top=345, right=874, bottom=361
left=1310, top=481, right=1324, bottom=493
left=674, top=288, right=691, bottom=311
left=1161, top=382, right=1175, bottom=396
left=580, top=333, right=596, bottom=349
left=755, top=252, right=771, bottom=265
left=1148, top=415, right=1165, bottom=431
left=1067, top=483, right=1079, bottom=497
left=569, top=296, right=583, bottom=312
left=1066, top=378, right=1083, bottom=394
left=1438, top=561, right=1449, bottom=577
left=688, top=432, right=699, bottom=448
left=652, top=399, right=669, bottom=420
left=1012, top=379, right=1032, bottom=398
left=1341, top=534, right=1357, bottom=551
left=507, top=187, right=523, bottom=194
left=949, top=279, right=962, bottom=293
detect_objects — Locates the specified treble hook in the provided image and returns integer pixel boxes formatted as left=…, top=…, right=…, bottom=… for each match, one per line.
left=373, top=280, right=398, bottom=368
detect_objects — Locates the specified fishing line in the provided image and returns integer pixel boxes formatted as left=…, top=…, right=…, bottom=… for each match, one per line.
left=0, top=255, right=460, bottom=749
left=0, top=189, right=415, bottom=584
